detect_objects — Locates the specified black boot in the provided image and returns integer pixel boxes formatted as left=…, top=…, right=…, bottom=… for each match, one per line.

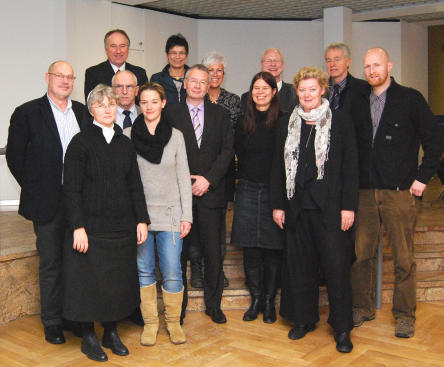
left=102, top=322, right=129, bottom=356
left=262, top=249, right=281, bottom=324
left=81, top=322, right=107, bottom=362
left=263, top=295, right=277, bottom=323
left=243, top=296, right=264, bottom=321
left=190, top=258, right=204, bottom=288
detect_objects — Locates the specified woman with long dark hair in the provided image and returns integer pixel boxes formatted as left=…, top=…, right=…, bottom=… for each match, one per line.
left=231, top=71, right=285, bottom=324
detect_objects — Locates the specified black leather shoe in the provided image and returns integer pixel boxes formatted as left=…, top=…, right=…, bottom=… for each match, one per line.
left=102, top=329, right=129, bottom=356
left=334, top=331, right=353, bottom=353
left=190, top=274, right=204, bottom=288
left=263, top=295, right=277, bottom=324
left=44, top=325, right=65, bottom=344
left=205, top=308, right=227, bottom=324
left=288, top=324, right=316, bottom=340
left=243, top=297, right=264, bottom=321
left=82, top=333, right=108, bottom=362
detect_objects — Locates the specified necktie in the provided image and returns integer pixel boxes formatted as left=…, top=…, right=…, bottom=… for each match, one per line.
left=330, top=84, right=340, bottom=111
left=123, top=110, right=132, bottom=129
left=192, top=107, right=203, bottom=148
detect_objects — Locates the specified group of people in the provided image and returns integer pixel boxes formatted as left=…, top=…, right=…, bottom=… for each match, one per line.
left=5, top=28, right=443, bottom=362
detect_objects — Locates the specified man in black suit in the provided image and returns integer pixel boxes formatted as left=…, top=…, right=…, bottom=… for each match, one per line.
left=84, top=29, right=148, bottom=101
left=325, top=42, right=367, bottom=113
left=241, top=48, right=298, bottom=113
left=164, top=64, right=234, bottom=324
left=6, top=61, right=88, bottom=344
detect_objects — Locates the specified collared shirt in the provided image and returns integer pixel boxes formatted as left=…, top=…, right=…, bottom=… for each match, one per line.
left=110, top=62, right=126, bottom=73
left=328, top=75, right=347, bottom=101
left=47, top=94, right=80, bottom=162
left=116, top=104, right=138, bottom=129
left=93, top=120, right=115, bottom=144
left=186, top=99, right=205, bottom=131
left=277, top=80, right=283, bottom=92
left=369, top=89, right=388, bottom=139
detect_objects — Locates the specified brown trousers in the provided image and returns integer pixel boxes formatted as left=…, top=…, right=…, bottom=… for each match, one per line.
left=351, top=189, right=417, bottom=321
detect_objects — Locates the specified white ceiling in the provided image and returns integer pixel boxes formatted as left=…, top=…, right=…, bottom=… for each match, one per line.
left=115, top=0, right=444, bottom=24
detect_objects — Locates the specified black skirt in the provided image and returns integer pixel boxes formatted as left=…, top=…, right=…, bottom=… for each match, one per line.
left=231, top=179, right=284, bottom=249
left=63, top=231, right=139, bottom=322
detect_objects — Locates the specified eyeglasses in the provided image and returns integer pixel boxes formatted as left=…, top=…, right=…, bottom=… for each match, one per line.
left=92, top=103, right=117, bottom=111
left=187, top=78, right=208, bottom=87
left=48, top=73, right=75, bottom=81
left=113, top=84, right=137, bottom=90
left=208, top=68, right=224, bottom=75
left=326, top=57, right=345, bottom=64
left=168, top=51, right=187, bottom=57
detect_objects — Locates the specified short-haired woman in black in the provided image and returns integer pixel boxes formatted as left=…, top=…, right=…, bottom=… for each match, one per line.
left=231, top=71, right=285, bottom=324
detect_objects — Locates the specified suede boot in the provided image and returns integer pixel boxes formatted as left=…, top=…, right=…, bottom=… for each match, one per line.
left=162, top=287, right=187, bottom=344
left=140, top=283, right=159, bottom=346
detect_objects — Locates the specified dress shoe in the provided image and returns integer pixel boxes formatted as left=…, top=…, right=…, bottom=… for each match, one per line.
left=205, top=308, right=227, bottom=324
left=81, top=333, right=108, bottom=362
left=334, top=331, right=353, bottom=353
left=102, top=328, right=129, bottom=356
left=262, top=295, right=277, bottom=324
left=243, top=297, right=264, bottom=321
left=44, top=325, right=65, bottom=344
left=288, top=324, right=316, bottom=340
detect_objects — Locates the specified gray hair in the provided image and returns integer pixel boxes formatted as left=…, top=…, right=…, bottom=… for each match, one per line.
left=201, top=51, right=227, bottom=69
left=87, top=84, right=117, bottom=113
left=111, top=70, right=138, bottom=86
left=185, top=64, right=211, bottom=83
left=325, top=42, right=351, bottom=59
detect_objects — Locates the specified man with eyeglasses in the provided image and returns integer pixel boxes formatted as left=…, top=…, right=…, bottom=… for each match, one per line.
left=241, top=48, right=298, bottom=113
left=84, top=29, right=148, bottom=101
left=6, top=61, right=89, bottom=345
left=164, top=64, right=234, bottom=324
left=325, top=42, right=367, bottom=113
left=112, top=70, right=140, bottom=129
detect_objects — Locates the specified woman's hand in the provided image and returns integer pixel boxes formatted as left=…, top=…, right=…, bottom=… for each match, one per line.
left=273, top=209, right=285, bottom=230
left=73, top=227, right=89, bottom=253
left=137, top=223, right=148, bottom=245
left=180, top=221, right=192, bottom=239
left=341, top=210, right=355, bottom=231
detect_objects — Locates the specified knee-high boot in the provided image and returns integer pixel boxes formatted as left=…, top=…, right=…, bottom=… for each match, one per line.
left=162, top=287, right=187, bottom=344
left=243, top=255, right=264, bottom=321
left=263, top=255, right=280, bottom=323
left=140, top=283, right=159, bottom=346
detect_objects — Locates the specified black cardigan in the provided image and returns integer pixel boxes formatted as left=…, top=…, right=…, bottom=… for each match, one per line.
left=351, top=78, right=443, bottom=190
left=270, top=110, right=359, bottom=231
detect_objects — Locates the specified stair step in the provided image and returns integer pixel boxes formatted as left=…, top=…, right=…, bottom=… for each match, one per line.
left=382, top=255, right=444, bottom=273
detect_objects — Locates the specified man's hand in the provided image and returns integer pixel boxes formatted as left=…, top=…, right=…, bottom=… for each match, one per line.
left=409, top=180, right=426, bottom=197
left=73, top=227, right=88, bottom=253
left=191, top=175, right=210, bottom=196
left=341, top=210, right=355, bottom=231
left=273, top=209, right=285, bottom=230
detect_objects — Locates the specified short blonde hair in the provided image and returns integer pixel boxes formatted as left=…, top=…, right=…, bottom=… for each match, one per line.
left=87, top=84, right=117, bottom=113
left=293, top=66, right=329, bottom=91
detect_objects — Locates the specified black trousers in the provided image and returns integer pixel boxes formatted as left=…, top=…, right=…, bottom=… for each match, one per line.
left=280, top=209, right=353, bottom=333
left=181, top=204, right=224, bottom=310
left=33, top=204, right=66, bottom=328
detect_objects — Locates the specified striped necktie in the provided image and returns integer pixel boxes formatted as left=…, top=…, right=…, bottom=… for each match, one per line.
left=192, top=107, right=203, bottom=147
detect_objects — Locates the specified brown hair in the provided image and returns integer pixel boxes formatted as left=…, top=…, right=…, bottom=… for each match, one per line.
left=138, top=82, right=166, bottom=101
left=104, top=29, right=130, bottom=47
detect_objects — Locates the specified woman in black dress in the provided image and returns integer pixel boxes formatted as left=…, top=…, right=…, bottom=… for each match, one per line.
left=271, top=67, right=358, bottom=353
left=231, top=72, right=284, bottom=323
left=63, top=84, right=149, bottom=362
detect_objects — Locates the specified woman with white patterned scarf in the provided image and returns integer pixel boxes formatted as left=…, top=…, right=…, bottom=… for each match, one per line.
left=270, top=67, right=359, bottom=353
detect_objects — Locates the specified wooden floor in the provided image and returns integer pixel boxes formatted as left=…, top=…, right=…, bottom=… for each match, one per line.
left=1, top=302, right=444, bottom=367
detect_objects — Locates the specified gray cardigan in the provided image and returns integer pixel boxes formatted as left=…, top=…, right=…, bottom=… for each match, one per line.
left=125, top=127, right=193, bottom=232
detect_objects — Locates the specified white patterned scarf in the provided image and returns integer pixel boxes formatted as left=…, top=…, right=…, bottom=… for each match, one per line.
left=284, top=98, right=332, bottom=199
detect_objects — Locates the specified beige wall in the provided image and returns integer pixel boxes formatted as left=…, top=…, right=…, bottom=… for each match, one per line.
left=428, top=25, right=444, bottom=115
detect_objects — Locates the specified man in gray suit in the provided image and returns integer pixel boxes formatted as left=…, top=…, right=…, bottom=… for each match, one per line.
left=112, top=70, right=141, bottom=129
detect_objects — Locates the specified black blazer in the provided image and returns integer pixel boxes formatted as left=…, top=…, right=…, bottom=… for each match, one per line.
left=84, top=60, right=148, bottom=101
left=6, top=95, right=89, bottom=223
left=332, top=73, right=368, bottom=113
left=351, top=78, right=443, bottom=190
left=241, top=81, right=298, bottom=114
left=164, top=100, right=234, bottom=208
left=270, top=110, right=359, bottom=230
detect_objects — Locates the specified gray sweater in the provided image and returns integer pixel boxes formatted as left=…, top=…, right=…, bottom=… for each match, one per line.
left=125, top=127, right=192, bottom=232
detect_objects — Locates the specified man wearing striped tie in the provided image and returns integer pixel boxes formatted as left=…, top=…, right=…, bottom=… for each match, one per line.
left=164, top=64, right=234, bottom=324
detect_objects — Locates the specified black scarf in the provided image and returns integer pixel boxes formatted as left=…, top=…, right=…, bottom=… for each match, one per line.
left=131, top=112, right=172, bottom=164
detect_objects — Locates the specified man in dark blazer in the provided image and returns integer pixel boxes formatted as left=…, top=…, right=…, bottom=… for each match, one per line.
left=164, top=64, right=234, bottom=324
left=6, top=61, right=89, bottom=344
left=84, top=29, right=148, bottom=101
left=241, top=48, right=298, bottom=113
left=350, top=48, right=443, bottom=338
left=325, top=42, right=367, bottom=113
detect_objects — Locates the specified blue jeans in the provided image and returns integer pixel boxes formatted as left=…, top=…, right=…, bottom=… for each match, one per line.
left=137, top=231, right=183, bottom=293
